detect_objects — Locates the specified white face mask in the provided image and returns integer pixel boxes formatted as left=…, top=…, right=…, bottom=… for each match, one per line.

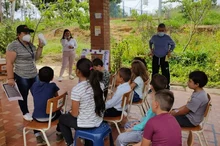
left=22, top=34, right=31, bottom=42
left=158, top=32, right=165, bottom=37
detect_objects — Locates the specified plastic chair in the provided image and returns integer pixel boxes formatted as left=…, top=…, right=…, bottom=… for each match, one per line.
left=130, top=79, right=150, bottom=116
left=23, top=92, right=68, bottom=146
left=73, top=122, right=114, bottom=146
left=181, top=94, right=212, bottom=146
left=104, top=91, right=133, bottom=134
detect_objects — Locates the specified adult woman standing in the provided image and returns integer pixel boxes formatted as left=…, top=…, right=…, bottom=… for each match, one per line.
left=58, top=29, right=77, bottom=81
left=6, top=25, right=44, bottom=121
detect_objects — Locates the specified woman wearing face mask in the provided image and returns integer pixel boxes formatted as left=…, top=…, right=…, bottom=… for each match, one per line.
left=58, top=29, right=78, bottom=81
left=6, top=25, right=44, bottom=121
left=149, top=23, right=175, bottom=90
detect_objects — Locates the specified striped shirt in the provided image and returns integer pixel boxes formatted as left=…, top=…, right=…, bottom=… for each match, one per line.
left=7, top=40, right=37, bottom=78
left=71, top=80, right=103, bottom=128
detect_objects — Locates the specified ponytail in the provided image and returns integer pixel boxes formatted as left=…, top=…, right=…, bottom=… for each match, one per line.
left=89, top=69, right=105, bottom=117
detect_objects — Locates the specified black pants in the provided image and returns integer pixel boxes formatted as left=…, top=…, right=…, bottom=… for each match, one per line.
left=33, top=110, right=61, bottom=134
left=152, top=55, right=170, bottom=89
left=175, top=115, right=195, bottom=127
left=59, top=112, right=94, bottom=146
left=104, top=107, right=122, bottom=117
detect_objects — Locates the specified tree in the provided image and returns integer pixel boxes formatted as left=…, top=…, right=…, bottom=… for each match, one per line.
left=165, top=0, right=212, bottom=51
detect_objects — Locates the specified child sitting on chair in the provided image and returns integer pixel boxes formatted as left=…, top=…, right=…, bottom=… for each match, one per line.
left=130, top=60, right=149, bottom=102
left=116, top=74, right=167, bottom=146
left=30, top=66, right=62, bottom=145
left=92, top=58, right=110, bottom=98
left=170, top=70, right=209, bottom=127
left=104, top=67, right=131, bottom=117
left=140, top=90, right=182, bottom=146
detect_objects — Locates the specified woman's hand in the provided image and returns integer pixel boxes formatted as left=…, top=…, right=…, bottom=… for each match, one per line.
left=7, top=79, right=15, bottom=86
left=38, top=39, right=44, bottom=48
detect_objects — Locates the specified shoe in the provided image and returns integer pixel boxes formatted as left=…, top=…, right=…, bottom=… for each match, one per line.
left=58, top=77, right=62, bottom=82
left=69, top=75, right=74, bottom=80
left=36, top=136, right=46, bottom=146
left=23, top=113, right=33, bottom=121
left=56, top=133, right=64, bottom=142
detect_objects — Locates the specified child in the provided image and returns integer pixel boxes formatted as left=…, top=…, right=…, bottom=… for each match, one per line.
left=92, top=58, right=110, bottom=98
left=149, top=23, right=175, bottom=89
left=116, top=74, right=168, bottom=146
left=30, top=66, right=62, bottom=145
left=141, top=90, right=182, bottom=146
left=130, top=60, right=149, bottom=102
left=171, top=70, right=209, bottom=127
left=104, top=67, right=131, bottom=117
left=58, top=58, right=105, bottom=146
left=133, top=57, right=147, bottom=68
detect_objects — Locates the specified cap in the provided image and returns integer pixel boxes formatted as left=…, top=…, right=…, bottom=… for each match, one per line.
left=16, top=25, right=34, bottom=34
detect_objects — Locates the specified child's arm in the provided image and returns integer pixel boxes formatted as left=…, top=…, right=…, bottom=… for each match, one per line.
left=141, top=138, right=151, bottom=146
left=132, top=108, right=156, bottom=131
left=105, top=91, right=121, bottom=109
left=130, top=82, right=137, bottom=90
left=71, top=100, right=80, bottom=117
left=171, top=105, right=190, bottom=116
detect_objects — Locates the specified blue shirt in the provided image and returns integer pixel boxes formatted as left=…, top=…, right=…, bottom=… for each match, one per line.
left=31, top=81, right=59, bottom=118
left=149, top=34, right=175, bottom=58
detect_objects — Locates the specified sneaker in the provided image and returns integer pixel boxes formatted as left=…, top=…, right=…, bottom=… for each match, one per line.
left=58, top=77, right=62, bottom=82
left=56, top=133, right=64, bottom=142
left=69, top=75, right=74, bottom=80
left=23, top=113, right=33, bottom=121
left=36, top=136, right=46, bottom=146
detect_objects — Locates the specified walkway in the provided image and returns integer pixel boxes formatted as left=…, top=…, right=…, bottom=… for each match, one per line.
left=0, top=65, right=219, bottom=146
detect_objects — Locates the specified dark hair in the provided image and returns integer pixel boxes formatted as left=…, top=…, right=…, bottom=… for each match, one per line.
left=130, top=60, right=149, bottom=83
left=39, top=66, right=54, bottom=83
left=150, top=74, right=168, bottom=92
left=189, top=71, right=208, bottom=88
left=118, top=67, right=131, bottom=82
left=61, top=29, right=73, bottom=39
left=155, top=89, right=174, bottom=111
left=76, top=58, right=105, bottom=117
left=133, top=57, right=147, bottom=68
left=158, top=23, right=166, bottom=28
left=92, top=58, right=103, bottom=67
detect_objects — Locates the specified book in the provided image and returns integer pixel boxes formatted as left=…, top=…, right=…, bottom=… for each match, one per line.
left=2, top=83, right=23, bottom=101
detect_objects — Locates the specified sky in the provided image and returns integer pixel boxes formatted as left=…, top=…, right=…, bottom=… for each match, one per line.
left=120, top=0, right=220, bottom=14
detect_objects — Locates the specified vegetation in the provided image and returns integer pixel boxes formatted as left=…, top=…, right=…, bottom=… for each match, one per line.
left=0, top=0, right=220, bottom=88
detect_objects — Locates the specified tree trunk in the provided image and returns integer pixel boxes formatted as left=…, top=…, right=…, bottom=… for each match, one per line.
left=0, top=0, right=3, bottom=22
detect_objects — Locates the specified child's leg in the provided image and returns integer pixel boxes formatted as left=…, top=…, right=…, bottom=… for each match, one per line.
left=116, top=131, right=143, bottom=146
left=175, top=115, right=195, bottom=127
left=104, top=108, right=122, bottom=117
left=132, top=91, right=141, bottom=102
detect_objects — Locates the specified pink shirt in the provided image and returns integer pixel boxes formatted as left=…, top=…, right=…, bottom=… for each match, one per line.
left=143, top=113, right=182, bottom=146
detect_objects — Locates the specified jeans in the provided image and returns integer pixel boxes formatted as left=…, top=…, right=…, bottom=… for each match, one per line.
left=14, top=73, right=37, bottom=115
left=152, top=55, right=170, bottom=89
left=116, top=131, right=143, bottom=146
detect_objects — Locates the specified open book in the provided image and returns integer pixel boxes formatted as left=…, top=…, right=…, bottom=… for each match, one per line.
left=2, top=83, right=23, bottom=101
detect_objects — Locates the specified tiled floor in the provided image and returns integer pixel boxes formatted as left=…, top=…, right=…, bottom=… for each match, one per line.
left=1, top=75, right=220, bottom=146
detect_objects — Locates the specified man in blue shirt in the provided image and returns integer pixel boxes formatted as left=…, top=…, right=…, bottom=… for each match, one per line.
left=149, top=23, right=175, bottom=89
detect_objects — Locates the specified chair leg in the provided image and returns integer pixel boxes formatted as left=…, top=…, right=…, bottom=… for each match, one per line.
left=138, top=105, right=144, bottom=116
left=194, top=132, right=204, bottom=146
left=201, top=131, right=208, bottom=146
left=114, top=122, right=121, bottom=134
left=23, top=128, right=28, bottom=146
left=109, top=132, right=114, bottom=146
left=40, top=130, right=50, bottom=146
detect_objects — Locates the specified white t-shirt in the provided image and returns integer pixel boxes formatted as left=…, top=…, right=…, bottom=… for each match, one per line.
left=71, top=81, right=103, bottom=128
left=134, top=76, right=144, bottom=98
left=61, top=38, right=78, bottom=52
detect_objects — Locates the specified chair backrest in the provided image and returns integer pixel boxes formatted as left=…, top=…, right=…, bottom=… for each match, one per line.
left=110, top=73, right=117, bottom=91
left=121, top=91, right=133, bottom=107
left=200, top=93, right=212, bottom=127
left=142, top=79, right=150, bottom=99
left=46, top=92, right=68, bottom=114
